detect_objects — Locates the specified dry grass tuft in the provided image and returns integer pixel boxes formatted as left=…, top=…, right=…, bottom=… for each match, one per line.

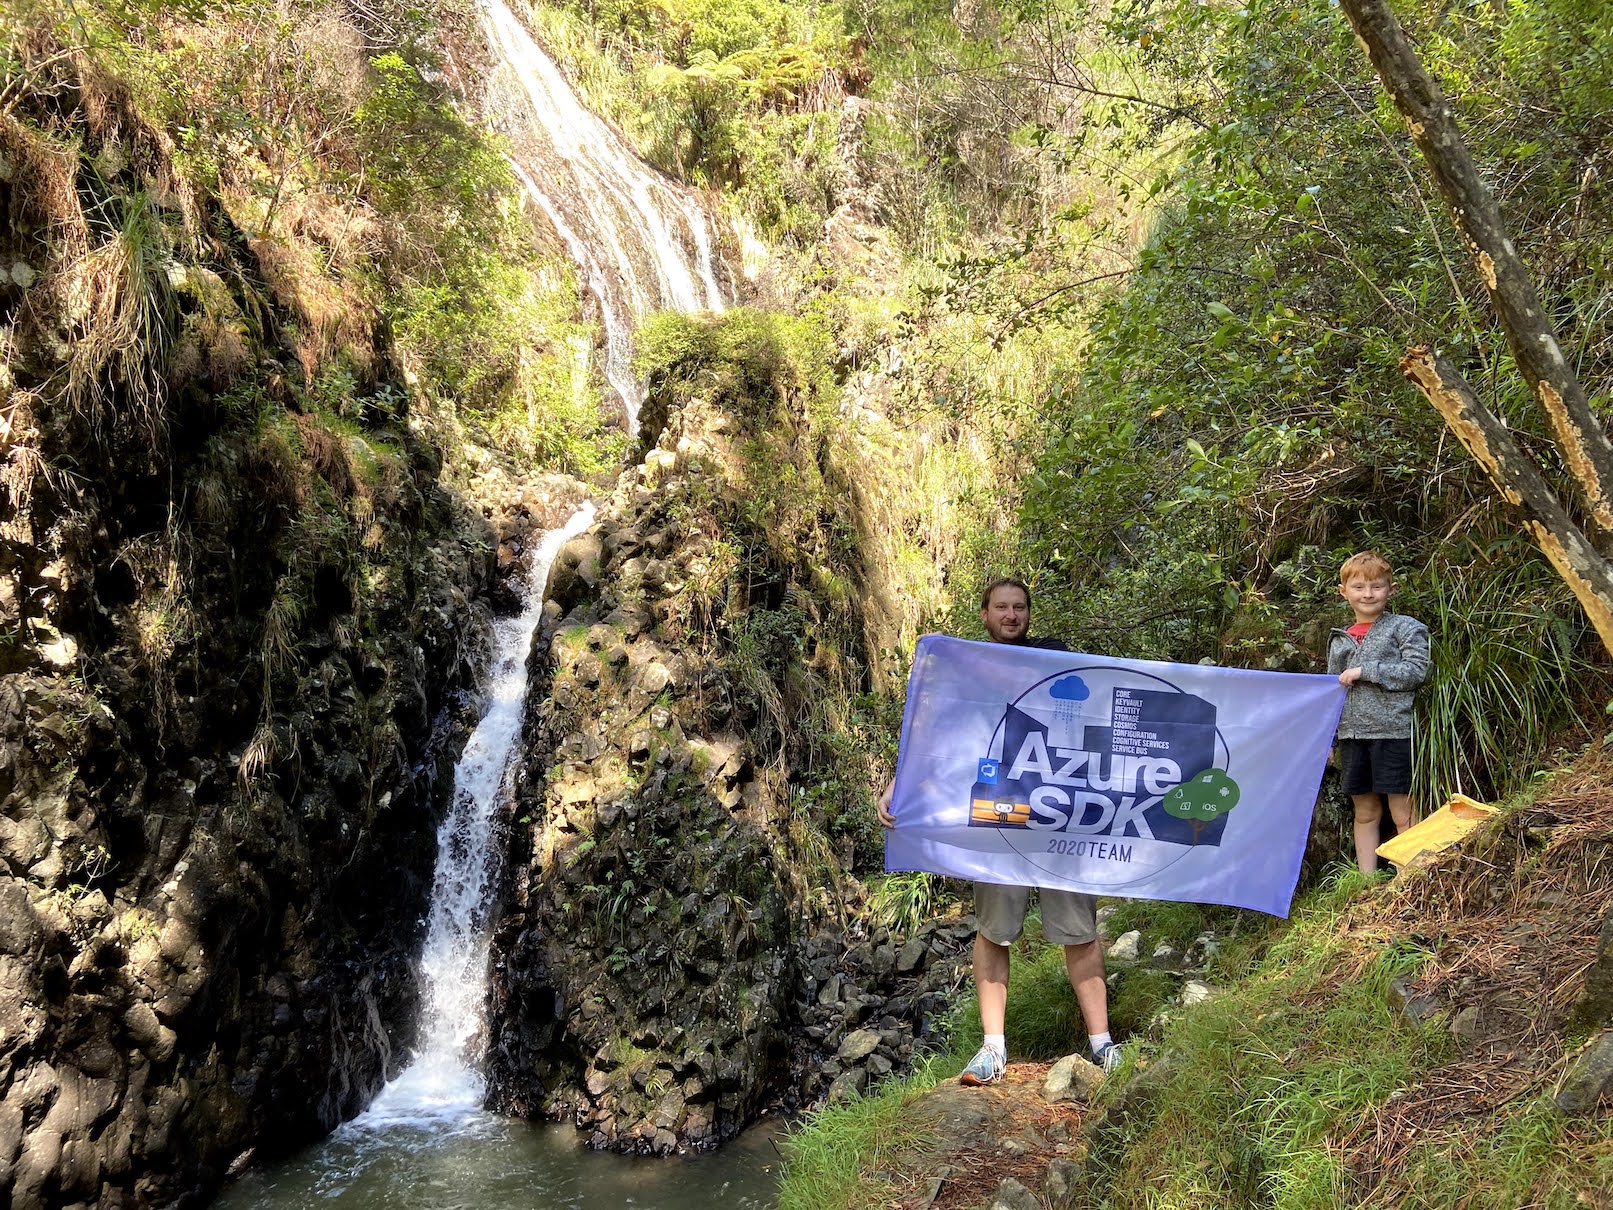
left=245, top=418, right=307, bottom=513
left=291, top=6, right=370, bottom=114
left=114, top=526, right=197, bottom=741
left=245, top=224, right=377, bottom=382
left=294, top=413, right=358, bottom=501
left=70, top=49, right=199, bottom=244
left=280, top=191, right=384, bottom=270
left=0, top=389, right=47, bottom=546
left=61, top=190, right=176, bottom=440
left=5, top=47, right=180, bottom=443
left=0, top=113, right=87, bottom=265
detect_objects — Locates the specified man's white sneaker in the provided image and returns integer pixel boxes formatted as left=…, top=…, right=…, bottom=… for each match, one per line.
left=1092, top=1041, right=1123, bottom=1073
left=960, top=1044, right=1006, bottom=1086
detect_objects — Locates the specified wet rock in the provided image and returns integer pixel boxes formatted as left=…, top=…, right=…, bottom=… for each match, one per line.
left=481, top=398, right=974, bottom=1153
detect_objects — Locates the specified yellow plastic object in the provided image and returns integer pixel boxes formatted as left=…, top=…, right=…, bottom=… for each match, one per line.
left=1376, top=793, right=1498, bottom=869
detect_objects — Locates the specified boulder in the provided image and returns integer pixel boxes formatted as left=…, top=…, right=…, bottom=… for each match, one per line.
left=837, top=1028, right=884, bottom=1063
left=1571, top=904, right=1613, bottom=1033
left=986, top=1176, right=1043, bottom=1210
left=1043, top=1052, right=1106, bottom=1104
left=1555, top=1029, right=1613, bottom=1117
left=1107, top=930, right=1141, bottom=962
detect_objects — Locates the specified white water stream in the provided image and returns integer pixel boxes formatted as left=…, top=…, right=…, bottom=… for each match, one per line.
left=213, top=9, right=774, bottom=1202
left=481, top=0, right=727, bottom=432
left=356, top=504, right=594, bottom=1128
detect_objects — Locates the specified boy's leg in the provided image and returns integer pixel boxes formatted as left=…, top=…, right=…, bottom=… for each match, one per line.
left=1386, top=792, right=1414, bottom=834
left=1352, top=793, right=1384, bottom=875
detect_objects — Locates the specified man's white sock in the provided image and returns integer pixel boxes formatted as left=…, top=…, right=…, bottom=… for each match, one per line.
left=1088, top=1031, right=1112, bottom=1055
left=984, top=1033, right=1006, bottom=1060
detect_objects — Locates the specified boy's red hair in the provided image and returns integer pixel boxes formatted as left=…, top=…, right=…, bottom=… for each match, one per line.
left=1339, top=550, right=1394, bottom=584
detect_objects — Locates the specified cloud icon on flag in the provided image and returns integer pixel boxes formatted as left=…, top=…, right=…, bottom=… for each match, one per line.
left=1050, top=676, right=1090, bottom=701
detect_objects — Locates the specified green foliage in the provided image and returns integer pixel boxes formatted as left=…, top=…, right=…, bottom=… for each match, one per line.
left=352, top=50, right=622, bottom=470
left=357, top=52, right=511, bottom=213
left=91, top=0, right=623, bottom=473
left=783, top=865, right=1611, bottom=1209
left=868, top=872, right=935, bottom=934
left=1393, top=1099, right=1613, bottom=1209
left=870, top=0, right=1613, bottom=811
left=1396, top=546, right=1605, bottom=806
left=637, top=305, right=838, bottom=418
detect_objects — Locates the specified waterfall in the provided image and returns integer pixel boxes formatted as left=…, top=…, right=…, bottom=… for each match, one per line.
left=348, top=505, right=595, bottom=1131
left=480, top=0, right=727, bottom=434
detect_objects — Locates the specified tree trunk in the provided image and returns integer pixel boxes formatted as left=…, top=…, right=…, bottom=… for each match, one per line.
left=1399, top=346, right=1613, bottom=654
left=1339, top=0, right=1613, bottom=541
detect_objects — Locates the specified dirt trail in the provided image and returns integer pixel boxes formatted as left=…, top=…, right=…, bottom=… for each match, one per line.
left=865, top=1061, right=1096, bottom=1209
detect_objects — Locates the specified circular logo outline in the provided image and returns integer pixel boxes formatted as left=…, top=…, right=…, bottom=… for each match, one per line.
left=985, top=662, right=1231, bottom=886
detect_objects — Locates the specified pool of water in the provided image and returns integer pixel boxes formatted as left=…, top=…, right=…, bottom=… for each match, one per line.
left=215, top=1111, right=783, bottom=1210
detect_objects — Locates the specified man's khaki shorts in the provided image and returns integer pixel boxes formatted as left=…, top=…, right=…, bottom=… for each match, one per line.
left=974, top=882, right=1098, bottom=947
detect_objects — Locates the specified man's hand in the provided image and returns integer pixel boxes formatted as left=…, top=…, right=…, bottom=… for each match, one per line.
left=1339, top=666, right=1363, bottom=686
left=877, top=779, right=896, bottom=828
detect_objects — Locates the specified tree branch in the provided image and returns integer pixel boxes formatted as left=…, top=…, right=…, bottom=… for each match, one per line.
left=1399, top=345, right=1613, bottom=654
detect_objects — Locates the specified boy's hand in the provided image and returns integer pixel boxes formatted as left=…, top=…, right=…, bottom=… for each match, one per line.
left=1339, top=667, right=1363, bottom=686
left=877, top=779, right=896, bottom=828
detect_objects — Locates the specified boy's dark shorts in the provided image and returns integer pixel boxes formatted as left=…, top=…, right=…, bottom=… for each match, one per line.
left=1338, top=737, right=1413, bottom=796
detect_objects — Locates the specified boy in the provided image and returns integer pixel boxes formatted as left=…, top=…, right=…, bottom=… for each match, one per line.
left=1328, top=552, right=1431, bottom=875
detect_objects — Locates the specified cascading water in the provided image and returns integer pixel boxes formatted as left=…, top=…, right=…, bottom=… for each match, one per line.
left=480, top=0, right=727, bottom=433
left=211, top=8, right=782, bottom=1205
left=360, top=503, right=596, bottom=1126
left=214, top=516, right=783, bottom=1205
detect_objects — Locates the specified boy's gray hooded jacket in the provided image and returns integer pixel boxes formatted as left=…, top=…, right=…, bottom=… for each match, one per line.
left=1326, top=612, right=1430, bottom=739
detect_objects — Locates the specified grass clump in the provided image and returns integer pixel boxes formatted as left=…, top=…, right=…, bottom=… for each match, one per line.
left=775, top=1054, right=949, bottom=1210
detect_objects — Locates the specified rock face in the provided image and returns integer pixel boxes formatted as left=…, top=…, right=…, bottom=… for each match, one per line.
left=789, top=918, right=970, bottom=1110
left=485, top=398, right=966, bottom=1151
left=0, top=449, right=497, bottom=1207
left=0, top=46, right=514, bottom=1204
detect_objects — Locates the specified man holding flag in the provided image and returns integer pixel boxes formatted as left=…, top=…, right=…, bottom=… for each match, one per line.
left=878, top=577, right=1121, bottom=1084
